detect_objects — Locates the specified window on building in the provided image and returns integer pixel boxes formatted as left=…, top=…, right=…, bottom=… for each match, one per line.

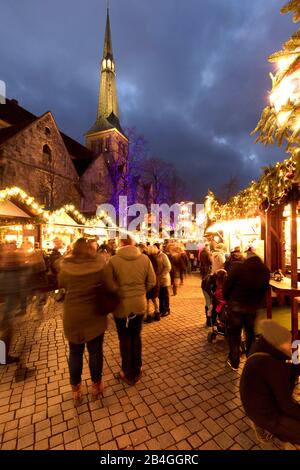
left=43, top=144, right=52, bottom=165
left=45, top=127, right=51, bottom=136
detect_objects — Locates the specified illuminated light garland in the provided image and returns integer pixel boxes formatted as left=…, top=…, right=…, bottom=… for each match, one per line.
left=47, top=204, right=87, bottom=225
left=205, top=154, right=297, bottom=223
left=0, top=186, right=47, bottom=221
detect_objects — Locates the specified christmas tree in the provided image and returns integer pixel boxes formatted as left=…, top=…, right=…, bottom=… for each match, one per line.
left=253, top=0, right=300, bottom=160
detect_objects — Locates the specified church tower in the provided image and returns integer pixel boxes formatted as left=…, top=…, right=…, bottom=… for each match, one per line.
left=85, top=4, right=128, bottom=206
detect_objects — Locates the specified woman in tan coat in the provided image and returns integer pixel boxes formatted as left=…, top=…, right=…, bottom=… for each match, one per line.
left=108, top=236, right=156, bottom=385
left=58, top=238, right=117, bottom=403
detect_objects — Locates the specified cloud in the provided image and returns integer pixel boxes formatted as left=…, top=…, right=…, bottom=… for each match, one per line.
left=0, top=0, right=296, bottom=202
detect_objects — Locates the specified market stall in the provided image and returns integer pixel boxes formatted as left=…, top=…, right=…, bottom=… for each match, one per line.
left=205, top=217, right=263, bottom=258
left=42, top=207, right=83, bottom=252
left=0, top=187, right=45, bottom=247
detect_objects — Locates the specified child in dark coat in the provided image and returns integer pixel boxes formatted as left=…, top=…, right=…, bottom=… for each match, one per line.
left=240, top=320, right=300, bottom=444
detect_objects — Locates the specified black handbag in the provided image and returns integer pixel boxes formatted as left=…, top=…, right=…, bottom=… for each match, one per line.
left=97, top=284, right=120, bottom=315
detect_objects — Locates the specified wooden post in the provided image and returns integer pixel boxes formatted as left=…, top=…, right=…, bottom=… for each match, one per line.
left=290, top=188, right=298, bottom=289
left=37, top=224, right=43, bottom=248
left=281, top=212, right=286, bottom=275
left=292, top=297, right=300, bottom=342
left=265, top=210, right=272, bottom=271
left=266, top=287, right=273, bottom=319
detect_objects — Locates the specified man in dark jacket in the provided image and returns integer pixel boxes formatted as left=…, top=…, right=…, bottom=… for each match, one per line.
left=199, top=243, right=212, bottom=279
left=200, top=243, right=212, bottom=326
left=224, top=246, right=244, bottom=272
left=223, top=250, right=270, bottom=370
left=240, top=320, right=300, bottom=444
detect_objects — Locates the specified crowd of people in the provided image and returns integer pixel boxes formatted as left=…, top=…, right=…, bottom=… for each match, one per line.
left=1, top=234, right=300, bottom=445
left=199, top=240, right=300, bottom=445
left=0, top=236, right=192, bottom=398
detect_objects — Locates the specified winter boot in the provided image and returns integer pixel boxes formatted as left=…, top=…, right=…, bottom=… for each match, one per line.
left=153, top=311, right=160, bottom=321
left=91, top=379, right=104, bottom=398
left=71, top=383, right=83, bottom=405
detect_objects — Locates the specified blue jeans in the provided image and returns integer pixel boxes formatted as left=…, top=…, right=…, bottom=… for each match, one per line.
left=68, top=333, right=104, bottom=386
left=159, top=287, right=170, bottom=314
left=115, top=314, right=143, bottom=382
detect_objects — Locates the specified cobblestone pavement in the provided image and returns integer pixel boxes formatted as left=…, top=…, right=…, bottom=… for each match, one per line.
left=0, top=274, right=298, bottom=451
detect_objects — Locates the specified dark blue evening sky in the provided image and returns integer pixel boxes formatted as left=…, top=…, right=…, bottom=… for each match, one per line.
left=0, top=0, right=296, bottom=201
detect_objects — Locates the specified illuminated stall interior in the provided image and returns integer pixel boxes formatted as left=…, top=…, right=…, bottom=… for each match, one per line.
left=0, top=189, right=45, bottom=247
left=282, top=203, right=300, bottom=274
left=43, top=210, right=82, bottom=253
left=206, top=217, right=263, bottom=257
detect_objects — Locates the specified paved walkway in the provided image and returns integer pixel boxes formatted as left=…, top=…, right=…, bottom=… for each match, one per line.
left=0, top=275, right=298, bottom=450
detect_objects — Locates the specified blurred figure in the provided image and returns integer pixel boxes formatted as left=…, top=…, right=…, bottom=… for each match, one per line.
left=199, top=243, right=212, bottom=279
left=224, top=246, right=244, bottom=272
left=108, top=236, right=156, bottom=385
left=167, top=245, right=181, bottom=296
left=99, top=242, right=110, bottom=262
left=49, top=238, right=65, bottom=300
left=179, top=248, right=189, bottom=285
left=58, top=238, right=116, bottom=403
left=240, top=320, right=300, bottom=444
left=107, top=239, right=117, bottom=256
left=65, top=244, right=73, bottom=256
left=155, top=243, right=172, bottom=317
left=48, top=238, right=63, bottom=288
left=144, top=245, right=160, bottom=323
left=211, top=243, right=226, bottom=274
left=0, top=241, right=26, bottom=363
left=88, top=238, right=99, bottom=254
left=200, top=243, right=212, bottom=326
left=223, top=248, right=270, bottom=371
left=138, top=243, right=147, bottom=255
left=25, top=244, right=48, bottom=319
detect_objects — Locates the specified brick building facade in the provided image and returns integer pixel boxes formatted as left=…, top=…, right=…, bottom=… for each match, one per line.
left=0, top=107, right=81, bottom=210
left=0, top=7, right=148, bottom=214
left=0, top=99, right=91, bottom=210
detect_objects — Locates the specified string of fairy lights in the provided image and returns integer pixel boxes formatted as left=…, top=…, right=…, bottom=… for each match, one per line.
left=0, top=186, right=168, bottom=242
left=205, top=155, right=298, bottom=222
left=0, top=187, right=109, bottom=229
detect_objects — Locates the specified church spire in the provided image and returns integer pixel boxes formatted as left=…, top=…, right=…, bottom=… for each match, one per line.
left=86, top=2, right=122, bottom=137
left=103, top=4, right=113, bottom=60
left=96, top=3, right=119, bottom=121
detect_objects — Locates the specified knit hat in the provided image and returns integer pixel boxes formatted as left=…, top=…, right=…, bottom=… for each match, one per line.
left=260, top=320, right=291, bottom=349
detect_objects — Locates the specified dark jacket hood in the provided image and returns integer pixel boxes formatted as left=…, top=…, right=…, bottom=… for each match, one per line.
left=60, top=253, right=106, bottom=276
left=250, top=335, right=290, bottom=362
left=116, top=245, right=142, bottom=261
